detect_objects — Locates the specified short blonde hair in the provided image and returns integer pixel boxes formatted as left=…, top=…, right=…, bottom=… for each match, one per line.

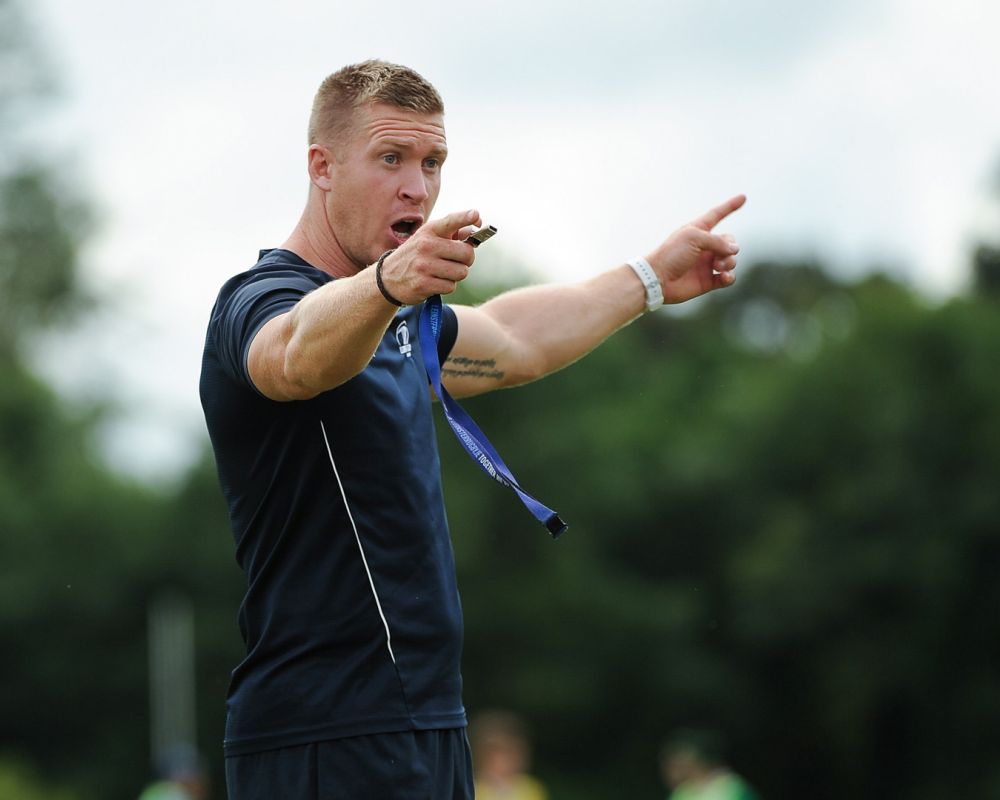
left=308, top=59, right=445, bottom=146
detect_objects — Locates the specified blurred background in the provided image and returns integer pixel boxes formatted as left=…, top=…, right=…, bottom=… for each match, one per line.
left=2, top=0, right=999, bottom=797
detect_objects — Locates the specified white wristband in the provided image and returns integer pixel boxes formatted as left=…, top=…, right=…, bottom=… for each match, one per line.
left=626, top=256, right=664, bottom=312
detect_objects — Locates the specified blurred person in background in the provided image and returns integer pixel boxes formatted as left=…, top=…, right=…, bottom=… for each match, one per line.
left=201, top=57, right=744, bottom=800
left=471, top=710, right=548, bottom=800
left=660, top=729, right=759, bottom=800
left=137, top=744, right=209, bottom=800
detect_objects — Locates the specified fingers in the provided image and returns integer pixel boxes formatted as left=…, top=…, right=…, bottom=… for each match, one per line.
left=710, top=234, right=739, bottom=288
left=452, top=224, right=480, bottom=242
left=378, top=212, right=481, bottom=304
left=428, top=209, right=482, bottom=239
left=412, top=210, right=482, bottom=268
left=713, top=253, right=739, bottom=273
left=378, top=248, right=469, bottom=304
left=692, top=193, right=746, bottom=231
left=713, top=269, right=737, bottom=289
left=689, top=227, right=740, bottom=258
left=413, top=234, right=477, bottom=267
left=649, top=210, right=743, bottom=301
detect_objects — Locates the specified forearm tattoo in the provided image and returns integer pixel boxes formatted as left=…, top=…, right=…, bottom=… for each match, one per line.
left=442, top=355, right=505, bottom=382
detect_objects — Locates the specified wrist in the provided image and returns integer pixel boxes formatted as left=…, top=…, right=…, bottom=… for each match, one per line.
left=626, top=256, right=664, bottom=312
left=374, top=249, right=405, bottom=307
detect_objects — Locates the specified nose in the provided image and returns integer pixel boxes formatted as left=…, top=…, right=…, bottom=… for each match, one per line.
left=398, top=164, right=429, bottom=204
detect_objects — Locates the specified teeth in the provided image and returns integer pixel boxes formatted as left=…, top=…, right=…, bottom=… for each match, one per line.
left=392, top=220, right=419, bottom=241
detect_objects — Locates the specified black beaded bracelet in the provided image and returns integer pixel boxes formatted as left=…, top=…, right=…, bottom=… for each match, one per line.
left=374, top=249, right=403, bottom=307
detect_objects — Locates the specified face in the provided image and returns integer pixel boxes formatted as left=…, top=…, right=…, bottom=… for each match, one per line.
left=479, top=736, right=528, bottom=782
left=317, top=102, right=447, bottom=271
left=662, top=750, right=706, bottom=788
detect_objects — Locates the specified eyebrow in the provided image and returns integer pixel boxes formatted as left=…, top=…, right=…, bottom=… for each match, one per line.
left=378, top=139, right=448, bottom=159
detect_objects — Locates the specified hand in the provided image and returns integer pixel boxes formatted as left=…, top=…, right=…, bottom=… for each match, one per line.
left=646, top=194, right=746, bottom=304
left=378, top=209, right=483, bottom=305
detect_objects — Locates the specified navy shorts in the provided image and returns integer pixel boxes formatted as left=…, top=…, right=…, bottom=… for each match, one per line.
left=225, top=728, right=474, bottom=800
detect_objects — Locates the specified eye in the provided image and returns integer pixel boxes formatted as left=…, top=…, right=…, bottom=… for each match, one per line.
left=382, top=154, right=399, bottom=165
left=423, top=157, right=440, bottom=170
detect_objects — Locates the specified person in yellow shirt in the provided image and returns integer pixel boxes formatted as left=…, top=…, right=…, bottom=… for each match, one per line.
left=471, top=711, right=548, bottom=800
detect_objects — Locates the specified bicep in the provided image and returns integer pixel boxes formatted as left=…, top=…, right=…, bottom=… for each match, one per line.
left=246, top=311, right=308, bottom=402
left=247, top=277, right=401, bottom=402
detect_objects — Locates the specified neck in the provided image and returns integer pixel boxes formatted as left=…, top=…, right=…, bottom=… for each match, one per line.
left=281, top=192, right=359, bottom=279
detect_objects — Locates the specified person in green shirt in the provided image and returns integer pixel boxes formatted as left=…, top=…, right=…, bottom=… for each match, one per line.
left=660, top=729, right=759, bottom=800
left=137, top=745, right=208, bottom=800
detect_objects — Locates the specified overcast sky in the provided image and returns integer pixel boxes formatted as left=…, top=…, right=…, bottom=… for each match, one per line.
left=26, top=0, right=1000, bottom=480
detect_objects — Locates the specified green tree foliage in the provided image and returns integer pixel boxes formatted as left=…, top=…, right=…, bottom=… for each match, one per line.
left=0, top=369, right=239, bottom=798
left=973, top=243, right=1000, bottom=298
left=3, top=4, right=1000, bottom=796
left=445, top=254, right=1000, bottom=799
left=0, top=167, right=91, bottom=354
left=0, top=757, right=79, bottom=800
left=0, top=0, right=88, bottom=357
left=0, top=2, right=239, bottom=796
left=4, top=236, right=1000, bottom=799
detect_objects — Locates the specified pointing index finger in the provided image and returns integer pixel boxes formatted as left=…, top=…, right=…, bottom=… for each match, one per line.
left=692, top=194, right=747, bottom=231
left=428, top=209, right=482, bottom=238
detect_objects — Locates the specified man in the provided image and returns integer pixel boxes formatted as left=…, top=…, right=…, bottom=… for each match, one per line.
left=200, top=59, right=744, bottom=799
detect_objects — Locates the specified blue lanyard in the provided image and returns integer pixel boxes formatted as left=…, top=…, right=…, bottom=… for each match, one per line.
left=419, top=295, right=568, bottom=538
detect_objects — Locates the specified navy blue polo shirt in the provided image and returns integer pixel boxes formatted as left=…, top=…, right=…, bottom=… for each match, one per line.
left=199, top=248, right=466, bottom=757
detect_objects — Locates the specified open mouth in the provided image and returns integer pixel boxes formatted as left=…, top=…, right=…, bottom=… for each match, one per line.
left=390, top=217, right=422, bottom=243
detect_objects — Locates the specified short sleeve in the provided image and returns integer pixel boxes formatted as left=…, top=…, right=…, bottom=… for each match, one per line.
left=209, top=267, right=325, bottom=389
left=437, top=304, right=459, bottom=363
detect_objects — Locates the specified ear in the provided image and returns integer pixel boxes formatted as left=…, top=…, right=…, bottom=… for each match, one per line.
left=307, top=144, right=334, bottom=191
